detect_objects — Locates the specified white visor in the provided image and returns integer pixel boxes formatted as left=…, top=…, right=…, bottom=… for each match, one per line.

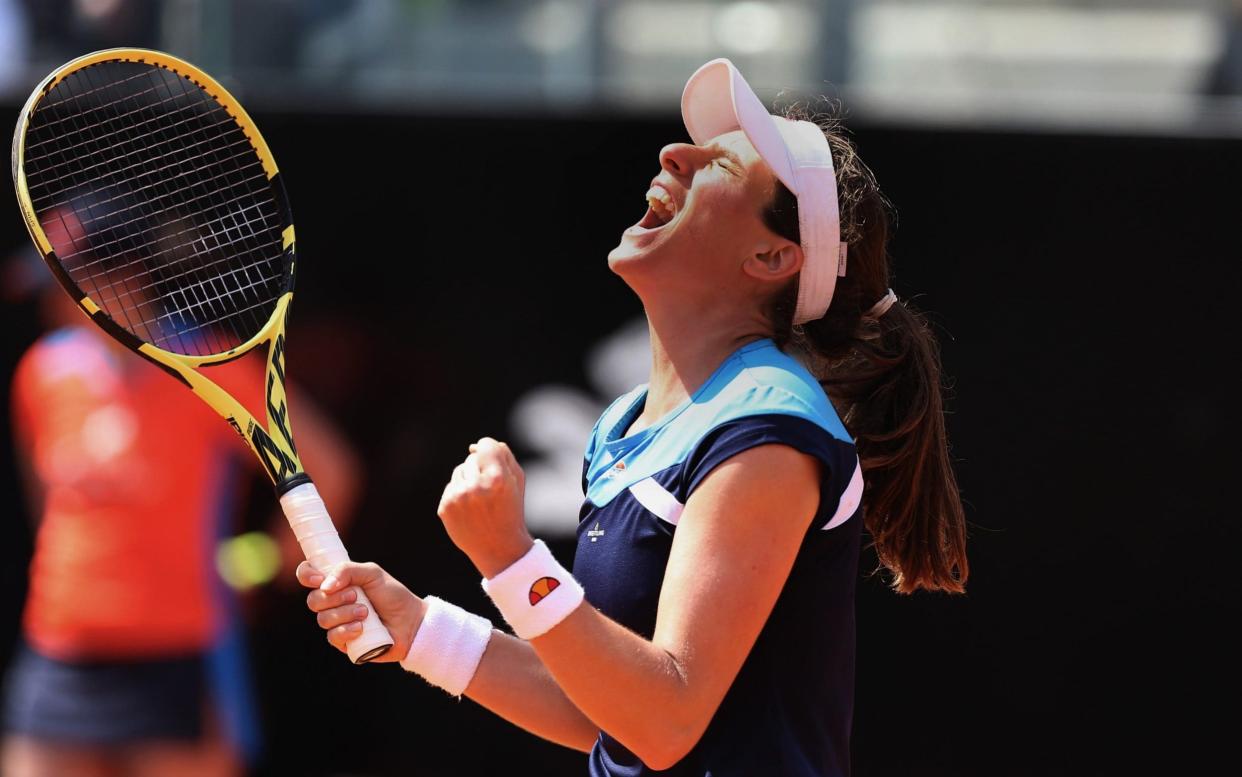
left=681, top=58, right=847, bottom=324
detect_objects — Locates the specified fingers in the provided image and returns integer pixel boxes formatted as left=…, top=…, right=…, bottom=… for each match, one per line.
left=473, top=437, right=506, bottom=464
left=327, top=621, right=363, bottom=652
left=440, top=437, right=523, bottom=516
left=471, top=438, right=513, bottom=483
left=319, top=560, right=384, bottom=593
left=306, top=584, right=357, bottom=613
left=304, top=584, right=367, bottom=654
left=462, top=438, right=515, bottom=470
left=439, top=436, right=521, bottom=513
left=451, top=454, right=480, bottom=486
left=298, top=561, right=390, bottom=656
left=295, top=561, right=323, bottom=589
left=462, top=453, right=481, bottom=486
left=315, top=602, right=369, bottom=631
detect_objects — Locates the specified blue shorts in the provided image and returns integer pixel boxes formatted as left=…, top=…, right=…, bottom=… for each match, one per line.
left=2, top=643, right=206, bottom=745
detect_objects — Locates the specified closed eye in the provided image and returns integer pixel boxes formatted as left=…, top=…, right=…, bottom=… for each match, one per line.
left=708, top=146, right=745, bottom=176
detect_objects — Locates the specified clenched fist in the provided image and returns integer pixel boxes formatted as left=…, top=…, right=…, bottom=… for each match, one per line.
left=438, top=437, right=534, bottom=578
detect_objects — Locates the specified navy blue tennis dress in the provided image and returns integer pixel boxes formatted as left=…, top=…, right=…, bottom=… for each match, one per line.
left=574, top=338, right=864, bottom=777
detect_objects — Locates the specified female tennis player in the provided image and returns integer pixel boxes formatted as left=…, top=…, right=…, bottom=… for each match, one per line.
left=298, top=58, right=968, bottom=776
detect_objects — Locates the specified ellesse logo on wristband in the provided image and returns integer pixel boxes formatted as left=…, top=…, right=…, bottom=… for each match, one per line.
left=528, top=576, right=561, bottom=605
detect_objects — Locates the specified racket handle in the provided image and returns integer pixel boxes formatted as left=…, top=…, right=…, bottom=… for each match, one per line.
left=279, top=482, right=394, bottom=664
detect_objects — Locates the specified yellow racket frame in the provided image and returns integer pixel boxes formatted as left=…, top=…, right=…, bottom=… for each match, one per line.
left=12, top=48, right=307, bottom=490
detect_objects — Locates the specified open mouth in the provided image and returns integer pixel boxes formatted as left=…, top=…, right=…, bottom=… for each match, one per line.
left=637, top=205, right=667, bottom=229
left=639, top=185, right=677, bottom=229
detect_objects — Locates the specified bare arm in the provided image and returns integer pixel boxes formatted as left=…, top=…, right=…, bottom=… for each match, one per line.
left=435, top=438, right=821, bottom=769
left=521, top=445, right=820, bottom=768
left=466, top=630, right=599, bottom=752
left=305, top=440, right=820, bottom=768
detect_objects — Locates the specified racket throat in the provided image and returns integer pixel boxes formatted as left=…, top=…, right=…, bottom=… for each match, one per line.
left=275, top=471, right=314, bottom=497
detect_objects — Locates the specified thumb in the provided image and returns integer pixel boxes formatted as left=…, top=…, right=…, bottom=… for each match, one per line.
left=318, top=560, right=382, bottom=593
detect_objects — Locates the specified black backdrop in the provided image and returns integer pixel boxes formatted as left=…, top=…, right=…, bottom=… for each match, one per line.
left=0, top=107, right=1235, bottom=775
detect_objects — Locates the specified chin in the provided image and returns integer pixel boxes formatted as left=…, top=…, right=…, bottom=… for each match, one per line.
left=606, top=253, right=637, bottom=283
left=607, top=240, right=657, bottom=278
left=609, top=220, right=675, bottom=267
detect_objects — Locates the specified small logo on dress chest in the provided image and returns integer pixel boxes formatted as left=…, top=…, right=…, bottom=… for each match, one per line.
left=587, top=522, right=606, bottom=542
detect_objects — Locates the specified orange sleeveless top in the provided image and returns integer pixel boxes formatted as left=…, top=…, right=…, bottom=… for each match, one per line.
left=12, top=328, right=261, bottom=660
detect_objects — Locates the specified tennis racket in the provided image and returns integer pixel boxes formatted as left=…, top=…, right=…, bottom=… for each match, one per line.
left=11, top=48, right=393, bottom=664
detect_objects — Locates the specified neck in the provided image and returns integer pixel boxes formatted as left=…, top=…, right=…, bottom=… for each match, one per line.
left=635, top=300, right=770, bottom=431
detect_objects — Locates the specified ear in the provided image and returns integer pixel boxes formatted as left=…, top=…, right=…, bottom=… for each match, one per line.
left=742, top=241, right=803, bottom=283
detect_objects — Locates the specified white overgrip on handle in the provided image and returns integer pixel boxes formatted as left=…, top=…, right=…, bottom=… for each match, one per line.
left=279, top=482, right=393, bottom=664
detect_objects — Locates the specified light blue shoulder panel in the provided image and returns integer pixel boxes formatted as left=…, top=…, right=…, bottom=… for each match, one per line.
left=584, top=341, right=852, bottom=507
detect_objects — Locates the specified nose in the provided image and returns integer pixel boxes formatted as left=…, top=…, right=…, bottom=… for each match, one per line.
left=658, top=142, right=709, bottom=179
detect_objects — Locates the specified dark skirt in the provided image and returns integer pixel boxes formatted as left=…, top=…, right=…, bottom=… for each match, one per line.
left=2, top=643, right=206, bottom=745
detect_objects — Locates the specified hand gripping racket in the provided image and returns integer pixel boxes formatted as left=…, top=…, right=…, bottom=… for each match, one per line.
left=11, top=48, right=393, bottom=663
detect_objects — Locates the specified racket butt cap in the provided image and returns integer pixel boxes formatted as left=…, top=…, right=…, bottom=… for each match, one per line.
left=355, top=643, right=393, bottom=664
left=346, top=614, right=394, bottom=664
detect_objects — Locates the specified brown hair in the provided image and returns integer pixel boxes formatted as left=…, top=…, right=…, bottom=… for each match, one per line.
left=763, top=105, right=968, bottom=594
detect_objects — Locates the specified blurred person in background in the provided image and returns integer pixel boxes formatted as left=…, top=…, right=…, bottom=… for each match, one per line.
left=0, top=237, right=362, bottom=776
left=296, top=58, right=968, bottom=776
left=19, top=0, right=158, bottom=67
left=0, top=0, right=29, bottom=91
left=1205, top=0, right=1242, bottom=96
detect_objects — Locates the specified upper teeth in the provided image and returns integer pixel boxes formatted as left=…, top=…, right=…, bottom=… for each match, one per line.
left=646, top=186, right=675, bottom=220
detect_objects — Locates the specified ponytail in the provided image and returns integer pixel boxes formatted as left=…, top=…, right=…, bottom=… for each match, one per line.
left=764, top=109, right=968, bottom=594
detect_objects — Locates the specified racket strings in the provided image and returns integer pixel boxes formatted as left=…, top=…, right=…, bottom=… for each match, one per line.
left=22, top=60, right=287, bottom=358
left=88, top=63, right=279, bottom=356
left=67, top=212, right=282, bottom=336
left=25, top=83, right=229, bottom=163
left=24, top=67, right=158, bottom=129
left=55, top=157, right=268, bottom=263
left=80, top=200, right=274, bottom=297
left=30, top=118, right=257, bottom=211
left=39, top=64, right=276, bottom=357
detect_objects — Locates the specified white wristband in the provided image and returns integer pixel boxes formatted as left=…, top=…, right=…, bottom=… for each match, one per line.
left=399, top=596, right=493, bottom=697
left=481, top=540, right=585, bottom=640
